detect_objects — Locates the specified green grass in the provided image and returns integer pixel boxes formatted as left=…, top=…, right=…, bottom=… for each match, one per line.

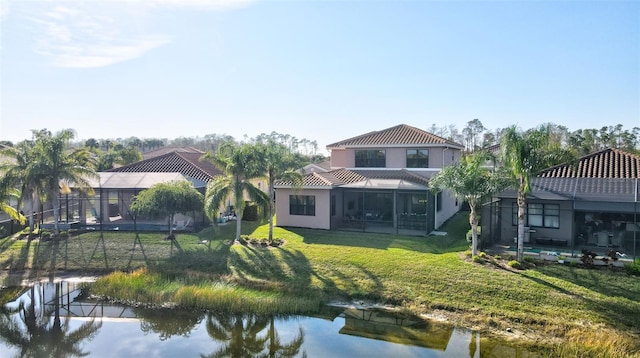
left=2, top=213, right=640, bottom=356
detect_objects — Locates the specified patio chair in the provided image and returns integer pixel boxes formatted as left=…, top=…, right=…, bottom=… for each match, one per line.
left=173, top=218, right=191, bottom=231
left=610, top=231, right=624, bottom=248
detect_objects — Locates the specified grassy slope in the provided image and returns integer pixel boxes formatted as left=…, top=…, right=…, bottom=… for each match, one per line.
left=2, top=213, right=639, bottom=355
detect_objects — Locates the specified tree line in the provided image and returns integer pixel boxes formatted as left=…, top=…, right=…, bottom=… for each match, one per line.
left=428, top=120, right=640, bottom=155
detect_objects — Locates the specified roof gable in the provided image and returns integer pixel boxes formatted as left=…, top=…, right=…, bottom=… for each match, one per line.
left=142, top=146, right=204, bottom=160
left=108, top=152, right=221, bottom=182
left=326, top=124, right=463, bottom=149
left=539, top=148, right=640, bottom=179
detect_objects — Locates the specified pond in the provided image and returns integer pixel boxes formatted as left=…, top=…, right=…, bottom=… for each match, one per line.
left=0, top=281, right=544, bottom=357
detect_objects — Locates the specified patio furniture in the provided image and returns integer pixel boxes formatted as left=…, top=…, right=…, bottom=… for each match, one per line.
left=172, top=218, right=191, bottom=231
left=610, top=231, right=624, bottom=248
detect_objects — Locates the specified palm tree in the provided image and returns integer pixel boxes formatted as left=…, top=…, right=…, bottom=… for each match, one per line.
left=0, top=139, right=44, bottom=232
left=500, top=125, right=574, bottom=262
left=30, top=129, right=97, bottom=237
left=0, top=282, right=102, bottom=357
left=0, top=183, right=25, bottom=226
left=202, top=312, right=269, bottom=358
left=254, top=138, right=303, bottom=241
left=262, top=315, right=304, bottom=358
left=203, top=142, right=269, bottom=242
left=429, top=151, right=505, bottom=256
left=84, top=138, right=99, bottom=151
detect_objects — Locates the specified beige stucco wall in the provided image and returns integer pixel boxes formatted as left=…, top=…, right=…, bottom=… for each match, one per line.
left=330, top=146, right=462, bottom=169
left=275, top=188, right=332, bottom=230
left=330, top=149, right=347, bottom=168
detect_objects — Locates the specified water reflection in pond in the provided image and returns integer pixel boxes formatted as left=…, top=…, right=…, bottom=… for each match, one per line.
left=0, top=281, right=543, bottom=357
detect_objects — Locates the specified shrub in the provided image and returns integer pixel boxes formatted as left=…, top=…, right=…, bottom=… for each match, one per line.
left=494, top=255, right=501, bottom=260
left=478, top=251, right=487, bottom=258
left=472, top=255, right=483, bottom=263
left=625, top=259, right=640, bottom=276
left=507, top=260, right=523, bottom=270
left=523, top=256, right=534, bottom=263
left=463, top=250, right=472, bottom=258
left=465, top=226, right=481, bottom=242
left=242, top=204, right=259, bottom=221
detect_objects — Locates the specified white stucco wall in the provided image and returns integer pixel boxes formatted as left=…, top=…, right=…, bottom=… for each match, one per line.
left=435, top=189, right=460, bottom=229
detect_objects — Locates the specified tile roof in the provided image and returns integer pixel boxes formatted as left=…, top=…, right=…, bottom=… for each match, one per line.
left=108, top=152, right=221, bottom=182
left=498, top=177, right=639, bottom=202
left=143, top=146, right=204, bottom=160
left=276, top=168, right=430, bottom=188
left=539, top=148, right=640, bottom=179
left=326, top=124, right=463, bottom=149
left=301, top=160, right=332, bottom=174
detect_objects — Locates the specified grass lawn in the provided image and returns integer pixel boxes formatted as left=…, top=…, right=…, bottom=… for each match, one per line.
left=1, top=213, right=640, bottom=356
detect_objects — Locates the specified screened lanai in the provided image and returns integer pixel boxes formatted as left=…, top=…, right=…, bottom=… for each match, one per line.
left=49, top=172, right=208, bottom=231
left=331, top=178, right=436, bottom=235
left=481, top=177, right=640, bottom=259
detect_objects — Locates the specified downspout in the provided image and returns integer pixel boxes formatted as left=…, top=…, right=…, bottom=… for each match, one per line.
left=99, top=184, right=103, bottom=232
left=436, top=146, right=450, bottom=230
left=361, top=189, right=365, bottom=233
left=433, top=191, right=438, bottom=232
left=571, top=177, right=579, bottom=256
left=393, top=191, right=398, bottom=234
left=635, top=178, right=638, bottom=261
left=442, top=147, right=449, bottom=168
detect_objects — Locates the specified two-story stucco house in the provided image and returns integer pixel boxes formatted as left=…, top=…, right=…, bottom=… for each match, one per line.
left=274, top=124, right=464, bottom=235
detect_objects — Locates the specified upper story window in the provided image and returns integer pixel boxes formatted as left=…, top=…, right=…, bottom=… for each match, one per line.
left=406, top=149, right=429, bottom=168
left=355, top=150, right=386, bottom=167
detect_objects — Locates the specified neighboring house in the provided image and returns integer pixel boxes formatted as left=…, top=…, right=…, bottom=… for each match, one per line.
left=301, top=159, right=331, bottom=175
left=105, top=147, right=267, bottom=224
left=58, top=148, right=222, bottom=229
left=142, top=146, right=204, bottom=160
left=274, top=124, right=464, bottom=235
left=78, top=172, right=206, bottom=224
left=482, top=148, right=640, bottom=256
left=108, top=149, right=221, bottom=183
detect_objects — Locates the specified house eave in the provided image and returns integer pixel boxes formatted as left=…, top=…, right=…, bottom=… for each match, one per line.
left=328, top=144, right=464, bottom=150
left=274, top=185, right=334, bottom=190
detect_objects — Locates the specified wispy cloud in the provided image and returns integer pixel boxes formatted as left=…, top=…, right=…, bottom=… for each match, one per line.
left=21, top=0, right=254, bottom=68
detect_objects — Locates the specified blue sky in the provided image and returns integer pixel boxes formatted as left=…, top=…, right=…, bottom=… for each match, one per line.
left=1, top=0, right=638, bottom=153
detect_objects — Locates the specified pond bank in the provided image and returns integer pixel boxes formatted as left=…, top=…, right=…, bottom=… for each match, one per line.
left=0, top=269, right=102, bottom=287
left=0, top=269, right=574, bottom=346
